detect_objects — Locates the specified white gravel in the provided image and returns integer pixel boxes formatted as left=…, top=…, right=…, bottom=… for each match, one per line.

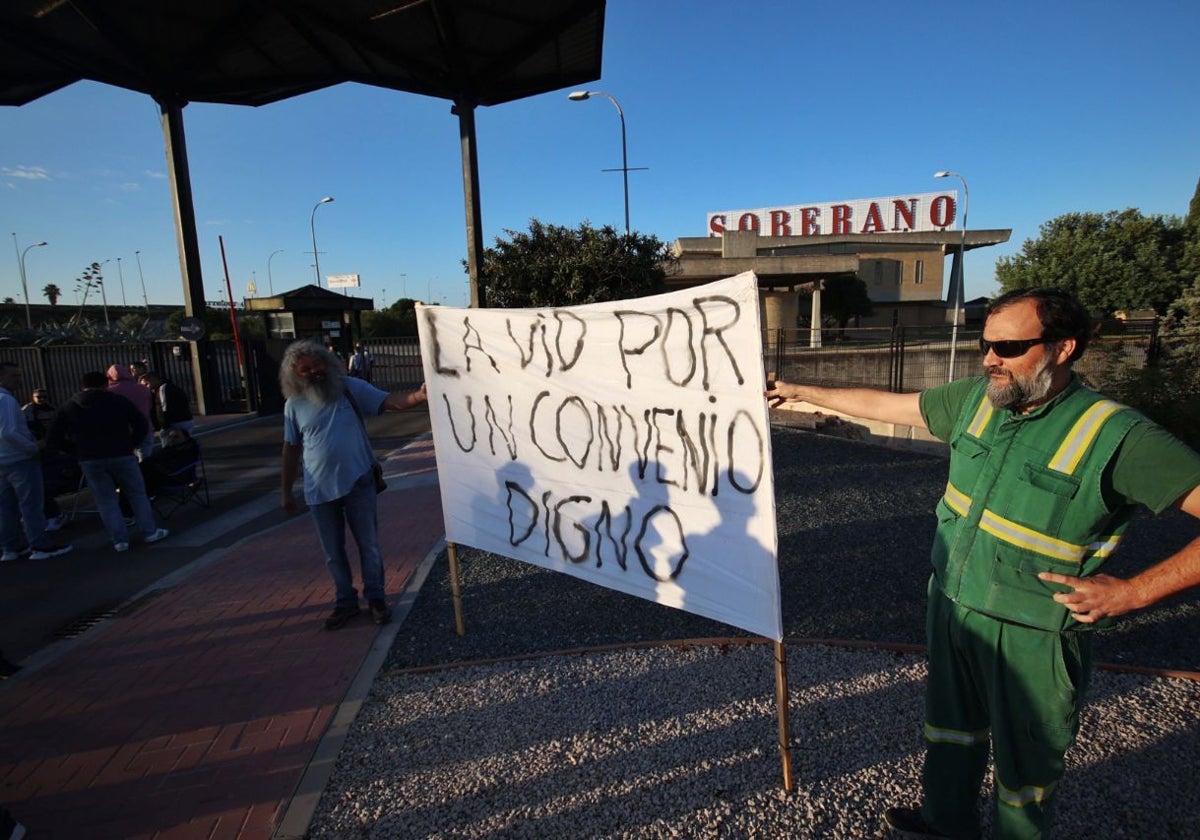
left=306, top=428, right=1200, bottom=839
left=307, top=643, right=1200, bottom=839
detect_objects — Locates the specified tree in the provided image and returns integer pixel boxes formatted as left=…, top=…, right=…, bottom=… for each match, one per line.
left=1179, top=176, right=1200, bottom=290
left=478, top=219, right=675, bottom=309
left=995, top=209, right=1185, bottom=315
left=819, top=276, right=873, bottom=329
left=42, top=284, right=62, bottom=306
left=363, top=298, right=419, bottom=337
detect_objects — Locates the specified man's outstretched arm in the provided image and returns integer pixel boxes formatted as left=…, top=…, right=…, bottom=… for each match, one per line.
left=381, top=382, right=428, bottom=412
left=765, top=380, right=928, bottom=429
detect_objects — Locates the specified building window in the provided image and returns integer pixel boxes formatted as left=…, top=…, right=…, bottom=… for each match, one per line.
left=915, top=259, right=924, bottom=285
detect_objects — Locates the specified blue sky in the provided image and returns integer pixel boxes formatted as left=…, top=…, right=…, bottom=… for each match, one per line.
left=2, top=0, right=1198, bottom=312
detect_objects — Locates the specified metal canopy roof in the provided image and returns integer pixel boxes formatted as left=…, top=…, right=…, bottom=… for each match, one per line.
left=0, top=0, right=606, bottom=413
left=0, top=0, right=606, bottom=108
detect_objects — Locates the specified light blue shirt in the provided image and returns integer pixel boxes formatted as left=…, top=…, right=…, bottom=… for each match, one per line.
left=0, top=386, right=38, bottom=466
left=283, top=378, right=388, bottom=504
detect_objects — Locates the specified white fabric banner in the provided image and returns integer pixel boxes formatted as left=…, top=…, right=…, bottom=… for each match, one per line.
left=417, top=272, right=781, bottom=640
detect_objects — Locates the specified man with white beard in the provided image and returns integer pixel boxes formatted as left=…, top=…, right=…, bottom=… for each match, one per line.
left=766, top=287, right=1200, bottom=839
left=280, top=339, right=427, bottom=630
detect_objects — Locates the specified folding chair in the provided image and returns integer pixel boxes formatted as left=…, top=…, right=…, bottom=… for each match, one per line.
left=148, top=441, right=210, bottom=519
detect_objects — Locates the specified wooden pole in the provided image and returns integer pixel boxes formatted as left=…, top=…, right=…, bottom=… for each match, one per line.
left=446, top=541, right=466, bottom=636
left=774, top=639, right=794, bottom=791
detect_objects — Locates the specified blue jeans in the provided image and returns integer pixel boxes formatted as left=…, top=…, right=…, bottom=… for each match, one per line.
left=0, top=456, right=49, bottom=551
left=80, top=456, right=158, bottom=543
left=309, top=469, right=384, bottom=607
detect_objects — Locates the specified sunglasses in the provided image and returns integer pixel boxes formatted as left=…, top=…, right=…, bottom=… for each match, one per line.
left=978, top=336, right=1053, bottom=359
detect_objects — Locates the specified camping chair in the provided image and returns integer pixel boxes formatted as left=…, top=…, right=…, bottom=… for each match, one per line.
left=148, top=439, right=210, bottom=519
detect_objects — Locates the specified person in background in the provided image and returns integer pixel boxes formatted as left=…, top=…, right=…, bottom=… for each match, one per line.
left=21, top=387, right=73, bottom=533
left=138, top=371, right=195, bottom=446
left=48, top=371, right=168, bottom=553
left=128, top=359, right=149, bottom=380
left=106, top=364, right=154, bottom=459
left=279, top=338, right=427, bottom=630
left=0, top=362, right=72, bottom=562
left=348, top=341, right=374, bottom=382
left=766, top=287, right=1200, bottom=839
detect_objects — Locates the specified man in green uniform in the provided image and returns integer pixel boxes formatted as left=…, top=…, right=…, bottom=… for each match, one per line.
left=766, top=287, right=1200, bottom=839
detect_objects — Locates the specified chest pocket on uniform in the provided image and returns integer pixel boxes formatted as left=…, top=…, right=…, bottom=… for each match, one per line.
left=1003, top=462, right=1080, bottom=536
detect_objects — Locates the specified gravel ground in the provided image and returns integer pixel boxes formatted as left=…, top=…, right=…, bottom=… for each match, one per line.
left=307, top=427, right=1200, bottom=839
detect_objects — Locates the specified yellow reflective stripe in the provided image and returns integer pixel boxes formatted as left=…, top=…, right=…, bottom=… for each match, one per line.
left=997, top=778, right=1057, bottom=808
left=966, top=397, right=993, bottom=438
left=1048, top=399, right=1123, bottom=474
left=979, top=510, right=1086, bottom=563
left=924, top=723, right=989, bottom=746
left=943, top=482, right=971, bottom=517
left=1088, top=535, right=1123, bottom=558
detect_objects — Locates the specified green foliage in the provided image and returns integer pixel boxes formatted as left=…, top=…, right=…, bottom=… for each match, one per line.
left=995, top=209, right=1185, bottom=315
left=1179, top=176, right=1200, bottom=288
left=363, top=298, right=419, bottom=337
left=819, top=276, right=873, bottom=328
left=478, top=219, right=675, bottom=308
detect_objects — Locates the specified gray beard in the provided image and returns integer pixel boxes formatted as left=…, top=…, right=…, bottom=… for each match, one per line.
left=302, top=373, right=345, bottom=406
left=986, top=356, right=1055, bottom=411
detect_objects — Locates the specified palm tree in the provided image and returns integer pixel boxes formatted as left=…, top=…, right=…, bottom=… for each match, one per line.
left=43, top=283, right=62, bottom=306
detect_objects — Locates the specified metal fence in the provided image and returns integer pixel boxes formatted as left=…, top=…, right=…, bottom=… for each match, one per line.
left=764, top=321, right=1158, bottom=393
left=1, top=336, right=426, bottom=416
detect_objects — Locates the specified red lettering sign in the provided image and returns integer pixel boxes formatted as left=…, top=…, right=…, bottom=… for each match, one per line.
left=832, top=204, right=852, bottom=235
left=708, top=214, right=726, bottom=235
left=801, top=207, right=820, bottom=236
left=770, top=210, right=792, bottom=237
left=892, top=198, right=916, bottom=231
left=861, top=202, right=884, bottom=234
left=930, top=196, right=955, bottom=229
left=737, top=213, right=761, bottom=232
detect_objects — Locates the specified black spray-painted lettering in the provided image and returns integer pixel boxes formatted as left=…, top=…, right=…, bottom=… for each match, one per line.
left=461, top=315, right=501, bottom=374
left=505, top=481, right=688, bottom=580
left=442, top=390, right=764, bottom=497
left=425, top=308, right=460, bottom=377
left=694, top=295, right=744, bottom=390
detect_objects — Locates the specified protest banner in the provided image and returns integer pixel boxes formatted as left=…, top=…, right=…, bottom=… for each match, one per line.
left=417, top=272, right=782, bottom=640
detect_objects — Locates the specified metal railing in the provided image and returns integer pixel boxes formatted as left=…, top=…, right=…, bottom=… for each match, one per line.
left=764, top=321, right=1158, bottom=393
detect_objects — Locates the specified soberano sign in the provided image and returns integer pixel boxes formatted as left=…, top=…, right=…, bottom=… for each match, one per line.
left=417, top=272, right=782, bottom=640
left=707, top=190, right=959, bottom=237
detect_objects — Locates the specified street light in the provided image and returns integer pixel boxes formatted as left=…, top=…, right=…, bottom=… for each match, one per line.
left=568, top=90, right=636, bottom=236
left=268, top=249, right=283, bottom=296
left=134, top=249, right=149, bottom=311
left=17, top=238, right=47, bottom=328
left=310, top=196, right=334, bottom=287
left=934, top=170, right=969, bottom=383
left=116, top=256, right=128, bottom=306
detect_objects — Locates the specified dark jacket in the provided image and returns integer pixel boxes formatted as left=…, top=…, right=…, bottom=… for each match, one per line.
left=152, top=379, right=193, bottom=429
left=48, top=388, right=149, bottom=461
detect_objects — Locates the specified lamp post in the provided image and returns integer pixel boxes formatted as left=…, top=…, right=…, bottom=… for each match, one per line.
left=267, top=249, right=283, bottom=296
left=134, top=249, right=149, bottom=311
left=116, top=256, right=128, bottom=306
left=17, top=238, right=47, bottom=328
left=568, top=90, right=634, bottom=236
left=98, top=259, right=111, bottom=327
left=934, top=170, right=969, bottom=383
left=310, top=196, right=334, bottom=287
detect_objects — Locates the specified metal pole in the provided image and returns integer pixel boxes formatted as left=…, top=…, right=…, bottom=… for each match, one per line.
left=134, top=249, right=149, bottom=312
left=310, top=197, right=333, bottom=287
left=934, top=171, right=969, bottom=382
left=17, top=239, right=47, bottom=329
left=268, top=248, right=283, bottom=296
left=568, top=90, right=633, bottom=235
left=116, top=256, right=127, bottom=306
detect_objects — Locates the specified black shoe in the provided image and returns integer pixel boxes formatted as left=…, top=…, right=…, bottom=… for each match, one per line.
left=0, top=656, right=22, bottom=680
left=368, top=598, right=391, bottom=625
left=883, top=807, right=949, bottom=839
left=324, top=604, right=361, bottom=630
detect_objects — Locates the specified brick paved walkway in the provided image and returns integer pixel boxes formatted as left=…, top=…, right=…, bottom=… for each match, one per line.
left=0, top=437, right=443, bottom=839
